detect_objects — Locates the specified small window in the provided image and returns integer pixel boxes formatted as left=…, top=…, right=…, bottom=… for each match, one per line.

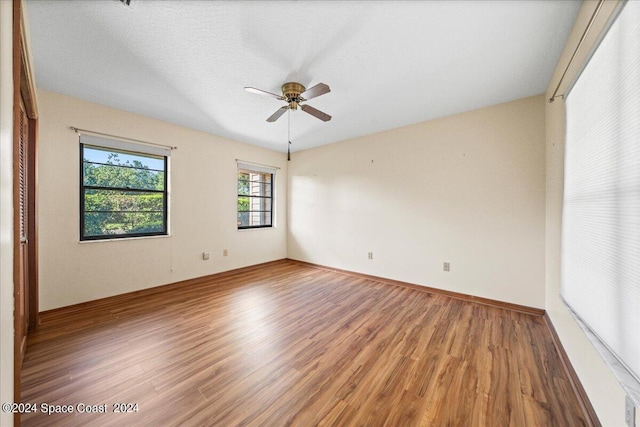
left=80, top=136, right=168, bottom=240
left=237, top=163, right=274, bottom=229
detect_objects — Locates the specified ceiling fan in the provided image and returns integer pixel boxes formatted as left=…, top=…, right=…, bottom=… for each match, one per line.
left=245, top=82, right=332, bottom=122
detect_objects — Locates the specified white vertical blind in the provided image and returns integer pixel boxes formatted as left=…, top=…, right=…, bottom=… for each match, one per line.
left=562, top=0, right=640, bottom=386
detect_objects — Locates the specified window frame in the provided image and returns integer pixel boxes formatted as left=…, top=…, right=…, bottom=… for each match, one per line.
left=79, top=143, right=169, bottom=241
left=237, top=166, right=274, bottom=230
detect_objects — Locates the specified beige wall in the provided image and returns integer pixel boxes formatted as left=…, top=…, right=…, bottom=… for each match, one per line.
left=288, top=95, right=546, bottom=308
left=0, top=1, right=15, bottom=425
left=545, top=1, right=631, bottom=425
left=37, top=89, right=287, bottom=310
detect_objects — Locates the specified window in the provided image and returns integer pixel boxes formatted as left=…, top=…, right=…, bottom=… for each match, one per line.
left=237, top=162, right=274, bottom=229
left=80, top=134, right=169, bottom=240
left=561, top=1, right=640, bottom=396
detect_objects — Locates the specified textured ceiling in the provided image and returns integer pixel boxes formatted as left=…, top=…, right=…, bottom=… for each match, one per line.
left=26, top=0, right=580, bottom=153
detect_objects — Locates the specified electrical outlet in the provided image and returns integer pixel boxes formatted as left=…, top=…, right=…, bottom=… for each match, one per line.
left=202, top=252, right=210, bottom=260
left=626, top=396, right=636, bottom=427
left=223, top=249, right=228, bottom=257
left=368, top=252, right=373, bottom=260
left=443, top=262, right=450, bottom=272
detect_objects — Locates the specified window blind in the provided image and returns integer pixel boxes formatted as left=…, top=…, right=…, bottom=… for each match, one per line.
left=236, top=161, right=276, bottom=175
left=562, top=0, right=640, bottom=391
left=80, top=134, right=171, bottom=158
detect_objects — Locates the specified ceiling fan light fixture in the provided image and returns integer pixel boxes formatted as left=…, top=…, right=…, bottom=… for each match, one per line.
left=281, top=82, right=306, bottom=111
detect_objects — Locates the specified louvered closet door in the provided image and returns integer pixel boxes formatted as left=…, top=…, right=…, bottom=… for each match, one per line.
left=17, top=96, right=29, bottom=356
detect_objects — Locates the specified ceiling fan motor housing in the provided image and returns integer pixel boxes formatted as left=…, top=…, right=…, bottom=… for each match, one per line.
left=282, top=82, right=305, bottom=110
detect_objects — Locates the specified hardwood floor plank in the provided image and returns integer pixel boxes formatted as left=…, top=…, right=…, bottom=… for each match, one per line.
left=21, top=260, right=590, bottom=426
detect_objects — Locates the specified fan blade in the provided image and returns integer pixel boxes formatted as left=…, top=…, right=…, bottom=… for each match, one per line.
left=300, top=104, right=332, bottom=122
left=266, top=106, right=288, bottom=122
left=301, top=83, right=330, bottom=100
left=245, top=87, right=284, bottom=100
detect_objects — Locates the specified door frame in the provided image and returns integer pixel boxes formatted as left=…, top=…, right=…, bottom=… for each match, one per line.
left=13, top=0, right=39, bottom=420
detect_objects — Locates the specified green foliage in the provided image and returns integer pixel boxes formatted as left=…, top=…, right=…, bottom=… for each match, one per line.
left=237, top=173, right=250, bottom=226
left=84, top=153, right=164, bottom=190
left=83, top=152, right=165, bottom=237
left=237, top=172, right=250, bottom=194
left=237, top=172, right=250, bottom=211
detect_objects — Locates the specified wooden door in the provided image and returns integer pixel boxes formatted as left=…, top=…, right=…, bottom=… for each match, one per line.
left=16, top=95, right=29, bottom=364
left=13, top=1, right=40, bottom=421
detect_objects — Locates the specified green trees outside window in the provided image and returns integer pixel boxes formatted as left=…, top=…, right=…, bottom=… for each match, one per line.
left=81, top=145, right=167, bottom=240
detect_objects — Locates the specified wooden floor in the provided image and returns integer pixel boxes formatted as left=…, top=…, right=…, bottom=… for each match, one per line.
left=21, top=260, right=588, bottom=426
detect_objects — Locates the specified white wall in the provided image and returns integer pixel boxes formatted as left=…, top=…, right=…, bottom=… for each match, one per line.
left=0, top=0, right=14, bottom=424
left=288, top=95, right=546, bottom=308
left=38, top=89, right=287, bottom=310
left=544, top=1, right=634, bottom=426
